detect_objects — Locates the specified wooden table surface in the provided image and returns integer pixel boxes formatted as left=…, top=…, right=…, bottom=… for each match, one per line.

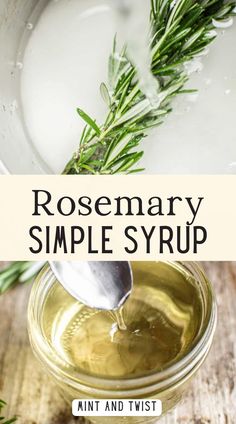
left=0, top=262, right=235, bottom=424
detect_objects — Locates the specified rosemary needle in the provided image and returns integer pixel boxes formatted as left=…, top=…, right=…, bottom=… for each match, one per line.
left=0, top=400, right=17, bottom=424
left=63, top=0, right=236, bottom=175
left=0, top=0, right=235, bottom=294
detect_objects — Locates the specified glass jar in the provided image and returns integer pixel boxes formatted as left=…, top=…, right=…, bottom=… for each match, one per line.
left=27, top=262, right=217, bottom=424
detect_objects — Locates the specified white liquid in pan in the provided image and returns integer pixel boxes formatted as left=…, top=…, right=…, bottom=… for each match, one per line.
left=21, top=0, right=236, bottom=174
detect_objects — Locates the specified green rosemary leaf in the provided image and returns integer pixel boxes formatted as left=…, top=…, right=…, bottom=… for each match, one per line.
left=102, top=134, right=134, bottom=169
left=182, top=27, right=206, bottom=51
left=113, top=151, right=144, bottom=173
left=100, top=82, right=111, bottom=106
left=2, top=0, right=236, bottom=293
left=79, top=125, right=88, bottom=145
left=68, top=0, right=230, bottom=176
left=115, top=99, right=152, bottom=126
left=76, top=108, right=101, bottom=136
left=127, top=168, right=145, bottom=174
left=81, top=143, right=101, bottom=163
left=178, top=88, right=198, bottom=94
left=116, top=78, right=133, bottom=112
left=215, top=2, right=235, bottom=18
left=108, top=151, right=139, bottom=168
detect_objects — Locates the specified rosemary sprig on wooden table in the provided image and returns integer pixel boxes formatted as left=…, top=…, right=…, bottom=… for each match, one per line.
left=0, top=400, right=17, bottom=424
left=0, top=0, right=235, bottom=294
left=63, top=0, right=236, bottom=175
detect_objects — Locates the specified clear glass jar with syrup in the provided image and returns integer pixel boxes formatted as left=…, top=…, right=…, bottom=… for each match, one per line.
left=28, top=262, right=217, bottom=423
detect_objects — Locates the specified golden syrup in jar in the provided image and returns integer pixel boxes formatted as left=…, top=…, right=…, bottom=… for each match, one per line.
left=41, top=262, right=203, bottom=378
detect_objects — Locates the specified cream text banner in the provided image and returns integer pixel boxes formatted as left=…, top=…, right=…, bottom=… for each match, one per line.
left=0, top=175, right=234, bottom=260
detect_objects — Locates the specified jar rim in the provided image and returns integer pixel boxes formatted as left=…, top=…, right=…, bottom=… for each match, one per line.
left=28, top=262, right=217, bottom=395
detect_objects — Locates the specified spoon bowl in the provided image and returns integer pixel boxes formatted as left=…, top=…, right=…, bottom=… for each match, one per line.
left=49, top=261, right=133, bottom=310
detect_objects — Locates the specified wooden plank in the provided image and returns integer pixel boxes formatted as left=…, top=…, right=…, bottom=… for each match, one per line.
left=0, top=262, right=235, bottom=424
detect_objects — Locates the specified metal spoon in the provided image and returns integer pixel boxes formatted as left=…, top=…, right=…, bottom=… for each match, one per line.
left=49, top=261, right=133, bottom=311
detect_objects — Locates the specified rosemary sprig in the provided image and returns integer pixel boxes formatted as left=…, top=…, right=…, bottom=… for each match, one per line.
left=63, top=0, right=236, bottom=175
left=0, top=400, right=17, bottom=424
